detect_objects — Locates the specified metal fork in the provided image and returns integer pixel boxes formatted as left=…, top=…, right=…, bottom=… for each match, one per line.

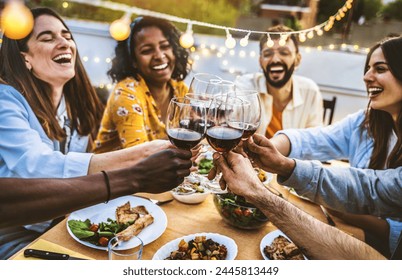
left=134, top=195, right=174, bottom=206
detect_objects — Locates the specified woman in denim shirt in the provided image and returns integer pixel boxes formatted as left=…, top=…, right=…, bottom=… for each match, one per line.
left=265, top=36, right=402, bottom=257
left=0, top=7, right=180, bottom=259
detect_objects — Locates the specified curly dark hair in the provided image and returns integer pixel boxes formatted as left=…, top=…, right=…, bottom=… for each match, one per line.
left=107, top=16, right=190, bottom=83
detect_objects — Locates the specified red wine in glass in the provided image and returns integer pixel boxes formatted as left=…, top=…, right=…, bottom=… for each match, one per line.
left=229, top=122, right=258, bottom=140
left=206, top=126, right=243, bottom=153
left=167, top=128, right=203, bottom=150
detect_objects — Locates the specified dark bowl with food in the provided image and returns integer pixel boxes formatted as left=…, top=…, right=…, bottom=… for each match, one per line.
left=213, top=193, right=269, bottom=229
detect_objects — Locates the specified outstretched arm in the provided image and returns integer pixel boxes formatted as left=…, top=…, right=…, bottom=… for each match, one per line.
left=212, top=152, right=386, bottom=260
left=0, top=149, right=192, bottom=229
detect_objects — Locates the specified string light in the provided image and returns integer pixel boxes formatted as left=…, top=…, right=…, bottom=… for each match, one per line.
left=0, top=0, right=34, bottom=40
left=68, top=0, right=355, bottom=46
left=225, top=29, right=236, bottom=49
left=239, top=32, right=251, bottom=47
left=109, top=13, right=131, bottom=41
left=278, top=34, right=287, bottom=46
left=266, top=34, right=275, bottom=47
left=179, top=22, right=194, bottom=48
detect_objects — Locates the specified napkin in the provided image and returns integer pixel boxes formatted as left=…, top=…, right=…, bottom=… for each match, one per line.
left=12, top=239, right=93, bottom=260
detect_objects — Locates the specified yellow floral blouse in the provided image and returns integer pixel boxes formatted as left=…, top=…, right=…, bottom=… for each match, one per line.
left=94, top=76, right=188, bottom=153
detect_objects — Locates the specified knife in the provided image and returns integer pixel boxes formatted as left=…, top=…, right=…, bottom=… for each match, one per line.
left=319, top=205, right=336, bottom=227
left=24, top=249, right=88, bottom=260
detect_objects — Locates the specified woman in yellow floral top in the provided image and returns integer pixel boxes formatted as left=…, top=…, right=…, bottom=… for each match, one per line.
left=94, top=16, right=190, bottom=153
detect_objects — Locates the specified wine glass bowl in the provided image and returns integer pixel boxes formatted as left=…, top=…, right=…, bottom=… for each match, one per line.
left=206, top=96, right=246, bottom=153
left=235, top=89, right=261, bottom=140
left=166, top=96, right=207, bottom=150
left=188, top=73, right=222, bottom=98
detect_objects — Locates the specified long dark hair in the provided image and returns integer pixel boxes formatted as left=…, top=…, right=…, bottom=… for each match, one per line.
left=0, top=7, right=103, bottom=141
left=107, top=16, right=190, bottom=83
left=362, top=36, right=402, bottom=169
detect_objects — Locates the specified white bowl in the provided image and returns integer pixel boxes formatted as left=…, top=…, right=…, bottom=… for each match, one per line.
left=171, top=189, right=210, bottom=204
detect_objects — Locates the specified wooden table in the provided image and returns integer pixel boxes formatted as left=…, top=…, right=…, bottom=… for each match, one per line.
left=11, top=174, right=363, bottom=260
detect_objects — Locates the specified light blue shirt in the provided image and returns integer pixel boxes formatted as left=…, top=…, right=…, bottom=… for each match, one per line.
left=280, top=110, right=373, bottom=167
left=276, top=110, right=401, bottom=254
left=0, top=84, right=93, bottom=232
left=0, top=84, right=92, bottom=179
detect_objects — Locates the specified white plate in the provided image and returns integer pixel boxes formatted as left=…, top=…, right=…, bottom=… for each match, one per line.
left=260, top=229, right=307, bottom=260
left=67, top=195, right=167, bottom=250
left=152, top=232, right=238, bottom=260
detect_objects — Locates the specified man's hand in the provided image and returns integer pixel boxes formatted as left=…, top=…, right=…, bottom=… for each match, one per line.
left=130, top=149, right=192, bottom=193
left=209, top=152, right=263, bottom=199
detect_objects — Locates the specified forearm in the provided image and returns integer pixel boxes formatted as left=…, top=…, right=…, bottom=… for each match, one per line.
left=249, top=185, right=386, bottom=260
left=0, top=171, right=136, bottom=229
left=280, top=160, right=402, bottom=217
left=270, top=134, right=291, bottom=156
left=87, top=142, right=156, bottom=174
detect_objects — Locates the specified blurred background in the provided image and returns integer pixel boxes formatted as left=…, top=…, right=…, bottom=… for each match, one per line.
left=1, top=0, right=401, bottom=122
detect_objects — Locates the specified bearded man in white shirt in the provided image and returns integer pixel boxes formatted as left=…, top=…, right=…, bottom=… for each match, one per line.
left=235, top=25, right=324, bottom=138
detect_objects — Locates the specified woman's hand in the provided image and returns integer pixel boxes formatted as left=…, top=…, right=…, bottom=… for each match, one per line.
left=243, top=134, right=295, bottom=177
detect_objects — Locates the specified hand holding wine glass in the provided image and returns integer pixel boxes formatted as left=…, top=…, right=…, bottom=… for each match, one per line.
left=206, top=96, right=246, bottom=153
left=166, top=97, right=207, bottom=150
left=235, top=89, right=261, bottom=140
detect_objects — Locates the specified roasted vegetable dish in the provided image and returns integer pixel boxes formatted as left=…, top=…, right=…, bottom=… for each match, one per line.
left=263, top=235, right=305, bottom=260
left=165, top=236, right=227, bottom=260
left=213, top=193, right=269, bottom=229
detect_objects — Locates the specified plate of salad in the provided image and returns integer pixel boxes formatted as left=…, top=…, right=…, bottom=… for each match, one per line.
left=66, top=196, right=167, bottom=250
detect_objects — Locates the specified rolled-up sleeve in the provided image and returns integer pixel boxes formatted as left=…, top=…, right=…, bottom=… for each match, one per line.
left=278, top=159, right=402, bottom=217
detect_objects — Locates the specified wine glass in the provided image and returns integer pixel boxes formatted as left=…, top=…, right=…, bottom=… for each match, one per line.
left=235, top=89, right=261, bottom=140
left=166, top=96, right=207, bottom=150
left=188, top=73, right=222, bottom=98
left=206, top=95, right=246, bottom=153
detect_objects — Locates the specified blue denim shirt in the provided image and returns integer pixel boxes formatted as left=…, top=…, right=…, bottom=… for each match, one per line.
left=276, top=111, right=401, bottom=253
left=279, top=110, right=373, bottom=167
left=0, top=84, right=92, bottom=179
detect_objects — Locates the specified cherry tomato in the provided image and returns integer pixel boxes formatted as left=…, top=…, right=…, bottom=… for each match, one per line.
left=98, top=237, right=109, bottom=247
left=243, top=208, right=253, bottom=217
left=234, top=208, right=243, bottom=216
left=89, top=224, right=99, bottom=232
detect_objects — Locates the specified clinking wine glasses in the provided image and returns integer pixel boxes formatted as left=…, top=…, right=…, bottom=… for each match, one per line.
left=206, top=95, right=247, bottom=153
left=166, top=96, right=207, bottom=150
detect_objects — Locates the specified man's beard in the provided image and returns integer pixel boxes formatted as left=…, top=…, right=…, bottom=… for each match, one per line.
left=263, top=62, right=295, bottom=89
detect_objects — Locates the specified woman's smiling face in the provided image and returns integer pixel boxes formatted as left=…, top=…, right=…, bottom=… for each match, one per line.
left=21, top=14, right=77, bottom=89
left=132, top=26, right=175, bottom=86
left=364, top=47, right=402, bottom=119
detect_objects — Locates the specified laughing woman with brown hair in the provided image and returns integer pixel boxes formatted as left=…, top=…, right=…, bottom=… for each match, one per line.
left=0, top=7, right=182, bottom=259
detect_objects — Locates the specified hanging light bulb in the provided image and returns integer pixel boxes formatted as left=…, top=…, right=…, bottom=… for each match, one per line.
left=240, top=32, right=251, bottom=47
left=278, top=34, right=287, bottom=46
left=316, top=29, right=324, bottom=36
left=299, top=33, right=306, bottom=43
left=307, top=31, right=314, bottom=39
left=179, top=22, right=194, bottom=48
left=1, top=1, right=34, bottom=40
left=225, top=29, right=236, bottom=49
left=109, top=13, right=131, bottom=41
left=266, top=34, right=275, bottom=48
